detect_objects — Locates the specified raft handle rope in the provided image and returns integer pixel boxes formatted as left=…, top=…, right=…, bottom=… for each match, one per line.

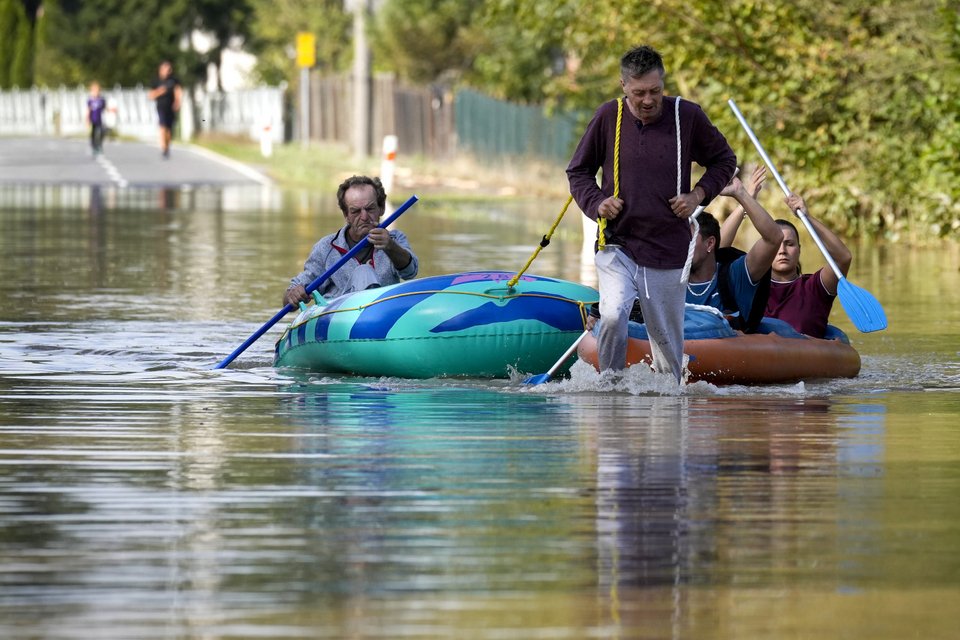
left=283, top=289, right=594, bottom=333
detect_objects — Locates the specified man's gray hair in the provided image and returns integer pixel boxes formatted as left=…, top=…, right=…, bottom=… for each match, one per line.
left=620, top=45, right=665, bottom=79
left=337, top=175, right=387, bottom=214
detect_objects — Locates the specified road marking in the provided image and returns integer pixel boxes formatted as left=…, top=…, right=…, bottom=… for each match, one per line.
left=183, top=144, right=273, bottom=186
left=96, top=153, right=128, bottom=188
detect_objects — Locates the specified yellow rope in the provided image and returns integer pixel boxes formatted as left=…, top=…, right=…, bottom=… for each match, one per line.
left=506, top=195, right=574, bottom=288
left=597, top=97, right=623, bottom=250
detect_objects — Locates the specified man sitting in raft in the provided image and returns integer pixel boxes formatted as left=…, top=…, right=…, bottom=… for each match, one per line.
left=685, top=166, right=782, bottom=332
left=283, top=175, right=418, bottom=306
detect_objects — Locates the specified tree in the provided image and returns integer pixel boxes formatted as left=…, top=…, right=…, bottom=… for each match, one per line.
left=0, top=0, right=22, bottom=88
left=370, top=0, right=569, bottom=104
left=187, top=0, right=254, bottom=90
left=472, top=0, right=959, bottom=237
left=466, top=0, right=576, bottom=104
left=31, top=0, right=258, bottom=89
left=32, top=0, right=83, bottom=87
left=10, top=2, right=34, bottom=87
left=370, top=0, right=484, bottom=85
left=245, top=0, right=352, bottom=85
left=33, top=0, right=193, bottom=87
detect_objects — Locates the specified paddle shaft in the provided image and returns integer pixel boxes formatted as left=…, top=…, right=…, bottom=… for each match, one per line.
left=213, top=194, right=420, bottom=369
left=727, top=99, right=846, bottom=281
left=546, top=329, right=590, bottom=378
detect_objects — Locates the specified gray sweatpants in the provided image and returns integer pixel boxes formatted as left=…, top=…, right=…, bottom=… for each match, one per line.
left=594, top=246, right=686, bottom=382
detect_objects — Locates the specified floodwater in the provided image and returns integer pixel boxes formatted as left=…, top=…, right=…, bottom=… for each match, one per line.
left=1, top=183, right=958, bottom=639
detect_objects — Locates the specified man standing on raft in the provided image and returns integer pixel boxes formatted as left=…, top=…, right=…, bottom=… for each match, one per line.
left=567, top=45, right=737, bottom=382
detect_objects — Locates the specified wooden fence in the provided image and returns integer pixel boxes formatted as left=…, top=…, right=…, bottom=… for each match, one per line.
left=306, top=72, right=577, bottom=165
left=308, top=72, right=455, bottom=159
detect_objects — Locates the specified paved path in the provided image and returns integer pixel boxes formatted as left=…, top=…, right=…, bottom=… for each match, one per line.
left=0, top=136, right=270, bottom=188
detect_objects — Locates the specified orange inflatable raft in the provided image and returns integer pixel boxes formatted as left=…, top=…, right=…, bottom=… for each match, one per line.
left=576, top=308, right=861, bottom=385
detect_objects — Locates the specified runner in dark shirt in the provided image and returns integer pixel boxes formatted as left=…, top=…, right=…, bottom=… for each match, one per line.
left=147, top=61, right=182, bottom=158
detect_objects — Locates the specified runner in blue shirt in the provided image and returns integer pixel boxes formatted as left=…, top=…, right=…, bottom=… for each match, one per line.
left=86, top=82, right=106, bottom=155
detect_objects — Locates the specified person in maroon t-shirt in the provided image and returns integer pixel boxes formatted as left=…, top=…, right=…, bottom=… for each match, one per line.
left=763, top=193, right=853, bottom=338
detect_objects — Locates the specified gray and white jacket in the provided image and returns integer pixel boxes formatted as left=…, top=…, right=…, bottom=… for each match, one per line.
left=289, top=225, right=418, bottom=300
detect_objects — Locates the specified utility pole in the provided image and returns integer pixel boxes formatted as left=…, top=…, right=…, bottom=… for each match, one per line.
left=296, top=32, right=316, bottom=148
left=347, top=0, right=372, bottom=161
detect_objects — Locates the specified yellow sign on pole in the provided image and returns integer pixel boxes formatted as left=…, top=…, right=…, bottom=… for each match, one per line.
left=296, top=32, right=316, bottom=68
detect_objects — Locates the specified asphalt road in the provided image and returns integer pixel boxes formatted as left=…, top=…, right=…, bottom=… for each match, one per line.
left=0, top=136, right=270, bottom=188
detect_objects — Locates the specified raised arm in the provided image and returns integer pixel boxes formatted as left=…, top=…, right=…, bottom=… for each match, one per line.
left=720, top=164, right=766, bottom=247
left=784, top=193, right=852, bottom=295
left=721, top=175, right=782, bottom=282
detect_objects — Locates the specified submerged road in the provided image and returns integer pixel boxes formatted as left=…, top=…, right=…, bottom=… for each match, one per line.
left=0, top=136, right=270, bottom=188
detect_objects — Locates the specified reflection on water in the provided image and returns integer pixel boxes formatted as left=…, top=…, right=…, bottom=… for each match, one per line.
left=0, top=183, right=286, bottom=214
left=1, top=186, right=959, bottom=639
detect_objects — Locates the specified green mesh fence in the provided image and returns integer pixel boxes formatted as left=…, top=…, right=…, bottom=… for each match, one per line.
left=454, top=89, right=580, bottom=165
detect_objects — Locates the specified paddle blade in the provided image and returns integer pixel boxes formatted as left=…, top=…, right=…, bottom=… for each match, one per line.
left=522, top=372, right=553, bottom=385
left=837, top=277, right=887, bottom=332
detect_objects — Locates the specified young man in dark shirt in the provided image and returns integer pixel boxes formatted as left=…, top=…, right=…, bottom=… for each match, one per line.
left=147, top=61, right=182, bottom=158
left=685, top=168, right=781, bottom=332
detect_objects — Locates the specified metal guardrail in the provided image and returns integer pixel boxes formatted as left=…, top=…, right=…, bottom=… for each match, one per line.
left=0, top=85, right=286, bottom=143
left=3, top=81, right=577, bottom=167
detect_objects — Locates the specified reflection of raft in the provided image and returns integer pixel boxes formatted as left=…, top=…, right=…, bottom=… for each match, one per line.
left=577, top=307, right=861, bottom=385
left=274, top=271, right=598, bottom=378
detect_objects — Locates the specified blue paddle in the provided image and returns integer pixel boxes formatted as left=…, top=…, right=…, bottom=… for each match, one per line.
left=214, top=194, right=420, bottom=369
left=727, top=99, right=887, bottom=333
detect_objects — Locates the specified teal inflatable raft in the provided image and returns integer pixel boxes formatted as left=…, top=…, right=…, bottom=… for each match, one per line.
left=274, top=271, right=599, bottom=378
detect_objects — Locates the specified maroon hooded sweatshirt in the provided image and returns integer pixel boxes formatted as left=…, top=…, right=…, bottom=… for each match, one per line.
left=567, top=96, right=737, bottom=269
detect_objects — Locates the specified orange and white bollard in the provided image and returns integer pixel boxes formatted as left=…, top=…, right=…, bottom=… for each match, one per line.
left=380, top=134, right=398, bottom=195
left=260, top=118, right=273, bottom=158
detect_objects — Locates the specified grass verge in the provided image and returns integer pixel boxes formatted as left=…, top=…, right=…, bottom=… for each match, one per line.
left=192, top=134, right=572, bottom=202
